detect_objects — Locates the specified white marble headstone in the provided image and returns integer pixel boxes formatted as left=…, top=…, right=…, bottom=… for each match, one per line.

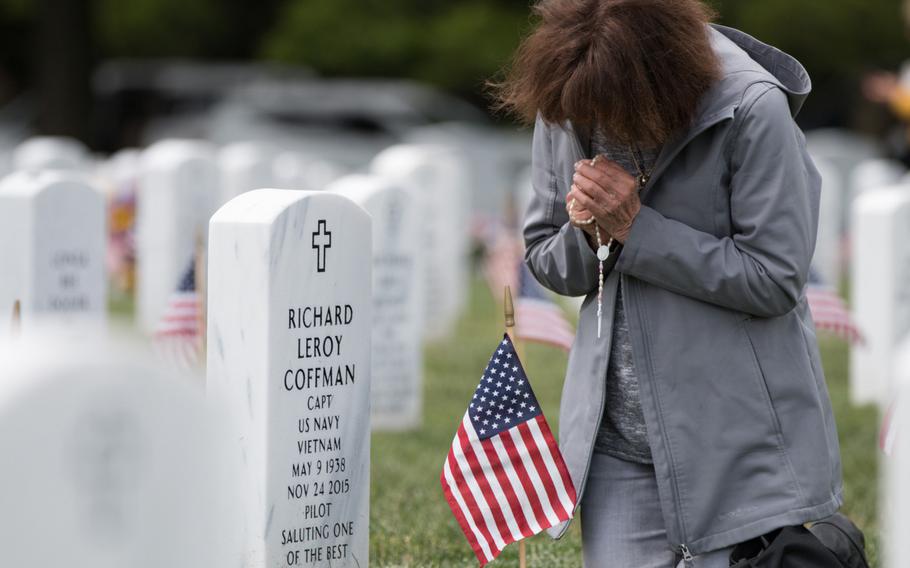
left=850, top=186, right=910, bottom=405
left=272, top=150, right=345, bottom=192
left=371, top=144, right=469, bottom=342
left=12, top=135, right=91, bottom=172
left=848, top=158, right=906, bottom=204
left=218, top=141, right=278, bottom=206
left=806, top=129, right=880, bottom=187
left=101, top=148, right=142, bottom=199
left=0, top=331, right=242, bottom=567
left=408, top=122, right=526, bottom=229
left=812, top=158, right=847, bottom=286
left=514, top=164, right=534, bottom=227
left=0, top=171, right=106, bottom=337
left=208, top=189, right=371, bottom=567
left=329, top=174, right=424, bottom=430
left=136, top=139, right=217, bottom=333
left=884, top=338, right=910, bottom=568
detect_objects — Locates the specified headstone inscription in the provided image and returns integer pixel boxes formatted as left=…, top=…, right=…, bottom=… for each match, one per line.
left=850, top=187, right=910, bottom=406
left=136, top=139, right=217, bottom=333
left=371, top=144, right=469, bottom=341
left=12, top=135, right=91, bottom=172
left=218, top=141, right=277, bottom=206
left=329, top=174, right=423, bottom=430
left=0, top=332, right=242, bottom=567
left=0, top=171, right=106, bottom=337
left=207, top=189, right=371, bottom=567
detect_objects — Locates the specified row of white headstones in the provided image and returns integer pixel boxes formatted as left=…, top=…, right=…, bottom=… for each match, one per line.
left=805, top=153, right=910, bottom=411
left=804, top=152, right=910, bottom=408
left=0, top=136, right=474, bottom=427
left=0, top=190, right=378, bottom=566
left=807, top=145, right=909, bottom=568
left=5, top=132, right=909, bottom=566
left=851, top=175, right=910, bottom=568
left=0, top=137, right=474, bottom=566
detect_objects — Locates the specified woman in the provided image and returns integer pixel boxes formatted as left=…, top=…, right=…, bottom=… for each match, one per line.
left=495, top=1, right=844, bottom=566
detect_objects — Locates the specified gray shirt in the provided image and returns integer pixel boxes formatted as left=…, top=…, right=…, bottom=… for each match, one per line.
left=590, top=133, right=660, bottom=464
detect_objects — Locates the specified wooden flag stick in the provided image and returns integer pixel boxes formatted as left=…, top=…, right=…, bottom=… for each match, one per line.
left=10, top=299, right=21, bottom=338
left=504, top=285, right=528, bottom=568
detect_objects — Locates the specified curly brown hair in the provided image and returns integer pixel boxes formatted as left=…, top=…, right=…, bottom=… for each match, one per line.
left=493, top=0, right=721, bottom=146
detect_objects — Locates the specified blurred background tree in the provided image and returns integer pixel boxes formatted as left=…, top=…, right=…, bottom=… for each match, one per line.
left=0, top=0, right=908, bottom=135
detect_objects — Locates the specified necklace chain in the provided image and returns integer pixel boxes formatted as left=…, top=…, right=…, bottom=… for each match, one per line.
left=628, top=144, right=656, bottom=188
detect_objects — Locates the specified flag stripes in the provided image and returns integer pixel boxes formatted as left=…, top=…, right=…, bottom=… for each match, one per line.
left=483, top=233, right=575, bottom=352
left=153, top=259, right=202, bottom=369
left=806, top=267, right=863, bottom=345
left=442, top=376, right=576, bottom=568
left=516, top=298, right=575, bottom=351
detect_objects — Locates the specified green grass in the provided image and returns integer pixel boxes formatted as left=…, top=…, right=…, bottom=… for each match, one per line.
left=370, top=279, right=881, bottom=566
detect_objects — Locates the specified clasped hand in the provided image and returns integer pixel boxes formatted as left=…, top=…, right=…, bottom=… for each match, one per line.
left=565, top=156, right=641, bottom=244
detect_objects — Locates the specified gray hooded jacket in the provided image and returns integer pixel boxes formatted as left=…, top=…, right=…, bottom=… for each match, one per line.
left=523, top=25, right=844, bottom=556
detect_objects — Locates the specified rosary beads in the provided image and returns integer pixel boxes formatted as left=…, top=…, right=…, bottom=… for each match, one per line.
left=568, top=156, right=612, bottom=339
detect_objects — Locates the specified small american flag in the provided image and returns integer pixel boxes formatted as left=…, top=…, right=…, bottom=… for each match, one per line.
left=153, top=258, right=202, bottom=368
left=806, top=266, right=863, bottom=345
left=484, top=233, right=575, bottom=352
left=441, top=334, right=577, bottom=566
left=516, top=263, right=575, bottom=352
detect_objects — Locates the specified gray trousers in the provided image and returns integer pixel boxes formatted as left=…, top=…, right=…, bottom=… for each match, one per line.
left=580, top=452, right=734, bottom=568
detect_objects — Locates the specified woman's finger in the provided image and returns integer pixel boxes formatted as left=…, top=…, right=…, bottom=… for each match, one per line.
left=572, top=171, right=613, bottom=203
left=568, top=186, right=604, bottom=219
left=587, top=157, right=639, bottom=195
left=574, top=174, right=621, bottom=211
left=566, top=192, right=595, bottom=221
left=599, top=159, right=639, bottom=192
left=575, top=161, right=612, bottom=190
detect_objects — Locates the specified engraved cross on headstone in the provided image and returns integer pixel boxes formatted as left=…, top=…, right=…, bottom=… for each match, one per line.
left=312, top=219, right=332, bottom=273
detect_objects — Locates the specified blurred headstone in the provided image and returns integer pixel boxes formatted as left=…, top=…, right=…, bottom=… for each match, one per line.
left=848, top=158, right=906, bottom=204
left=12, top=135, right=90, bottom=172
left=806, top=129, right=881, bottom=182
left=0, top=171, right=106, bottom=338
left=218, top=141, right=277, bottom=205
left=136, top=140, right=217, bottom=334
left=884, top=337, right=910, bottom=568
left=850, top=186, right=910, bottom=405
left=0, top=331, right=242, bottom=567
left=207, top=189, right=371, bottom=567
left=513, top=165, right=534, bottom=229
left=408, top=122, right=530, bottom=231
left=272, top=150, right=345, bottom=192
left=813, top=158, right=847, bottom=286
left=330, top=174, right=423, bottom=430
left=371, top=144, right=469, bottom=341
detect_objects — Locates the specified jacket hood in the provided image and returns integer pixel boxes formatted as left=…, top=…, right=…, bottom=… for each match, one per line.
left=709, top=24, right=812, bottom=118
